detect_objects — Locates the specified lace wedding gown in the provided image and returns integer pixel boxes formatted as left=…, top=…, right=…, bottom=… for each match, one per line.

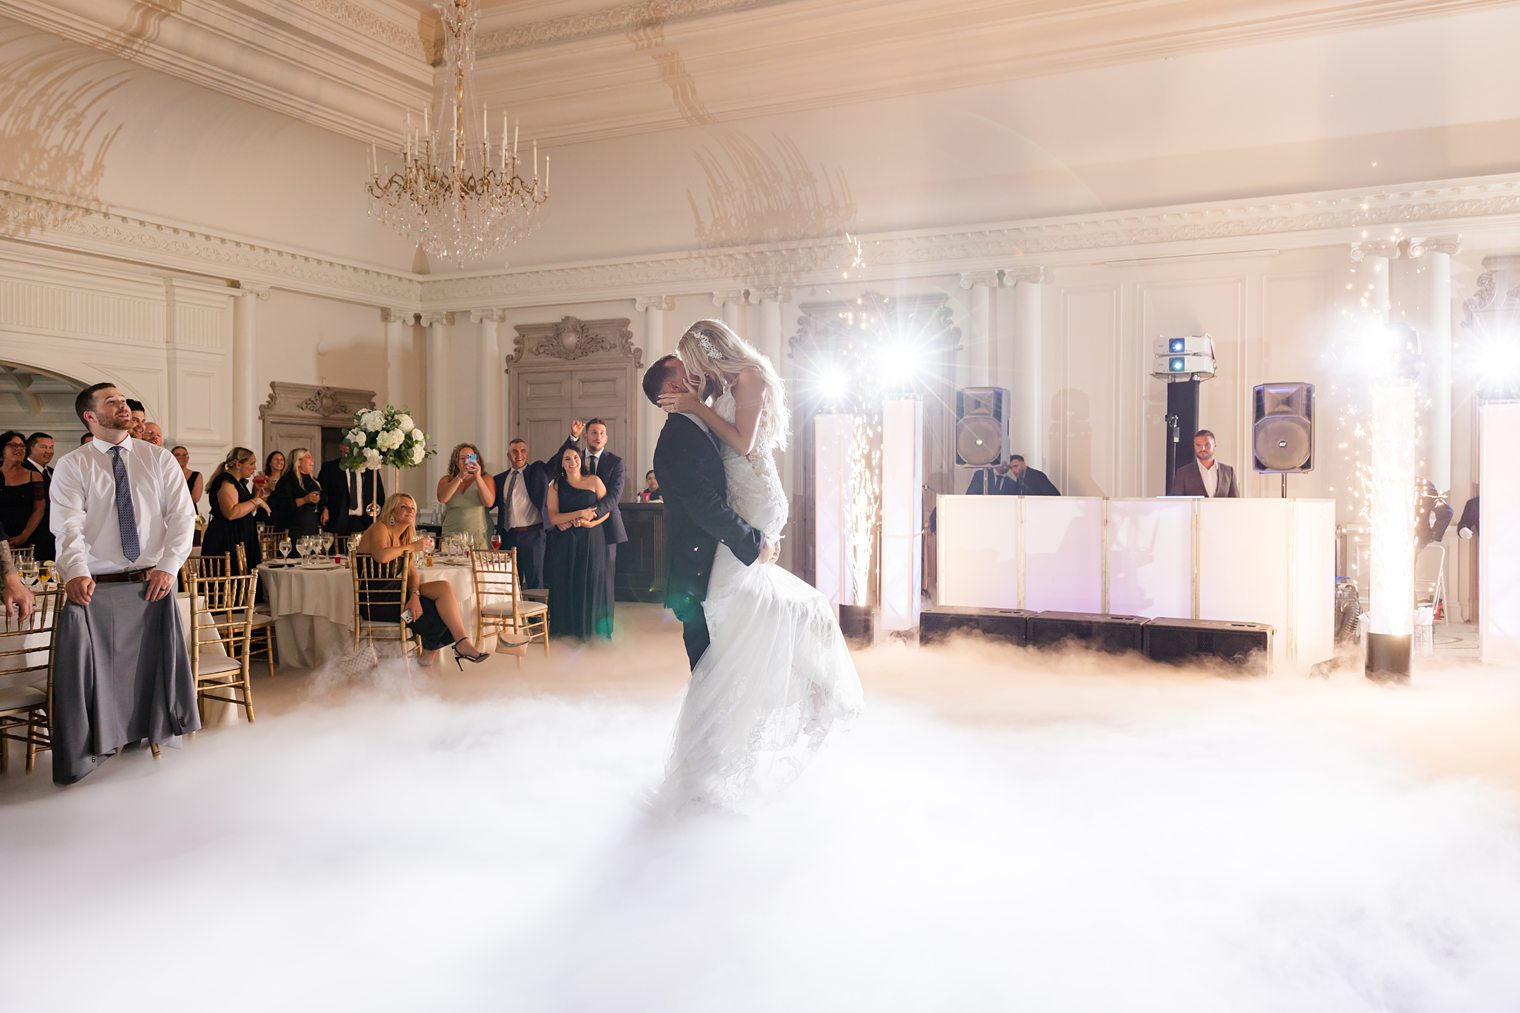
left=659, top=391, right=864, bottom=810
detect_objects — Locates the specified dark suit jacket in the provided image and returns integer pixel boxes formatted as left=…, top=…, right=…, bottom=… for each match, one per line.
left=493, top=463, right=551, bottom=533
left=561, top=438, right=627, bottom=545
left=1169, top=461, right=1240, bottom=498
left=23, top=460, right=54, bottom=559
left=1457, top=496, right=1480, bottom=536
left=317, top=458, right=386, bottom=531
left=966, top=467, right=1060, bottom=496
left=652, top=414, right=763, bottom=622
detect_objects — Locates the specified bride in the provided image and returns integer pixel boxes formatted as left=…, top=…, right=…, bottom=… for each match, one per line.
left=655, top=319, right=864, bottom=810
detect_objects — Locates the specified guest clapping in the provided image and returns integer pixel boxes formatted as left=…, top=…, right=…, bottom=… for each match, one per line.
left=356, top=493, right=487, bottom=669
left=271, top=448, right=323, bottom=539
left=437, top=442, right=496, bottom=549
left=203, top=447, right=270, bottom=571
left=0, top=431, right=44, bottom=550
left=545, top=445, right=611, bottom=640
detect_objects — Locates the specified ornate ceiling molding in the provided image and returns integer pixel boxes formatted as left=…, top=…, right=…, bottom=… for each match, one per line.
left=506, top=315, right=641, bottom=366
left=7, top=173, right=1520, bottom=314
left=475, top=0, right=776, bottom=55
left=0, top=182, right=421, bottom=305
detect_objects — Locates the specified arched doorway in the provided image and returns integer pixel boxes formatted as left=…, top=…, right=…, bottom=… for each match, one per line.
left=0, top=361, right=89, bottom=447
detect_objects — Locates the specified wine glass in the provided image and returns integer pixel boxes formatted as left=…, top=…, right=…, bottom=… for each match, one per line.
left=278, top=536, right=292, bottom=563
left=322, top=531, right=335, bottom=557
left=18, top=560, right=38, bottom=588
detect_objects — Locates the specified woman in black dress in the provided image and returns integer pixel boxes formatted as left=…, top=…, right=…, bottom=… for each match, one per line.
left=202, top=447, right=269, bottom=571
left=270, top=447, right=323, bottom=540
left=0, top=431, right=44, bottom=552
left=544, top=445, right=611, bottom=639
left=170, top=445, right=205, bottom=509
left=355, top=493, right=487, bottom=669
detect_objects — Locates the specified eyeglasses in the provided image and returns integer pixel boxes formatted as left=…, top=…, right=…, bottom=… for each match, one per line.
left=3, top=443, right=23, bottom=450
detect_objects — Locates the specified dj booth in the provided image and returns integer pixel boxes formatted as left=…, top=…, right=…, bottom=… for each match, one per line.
left=935, top=495, right=1335, bottom=667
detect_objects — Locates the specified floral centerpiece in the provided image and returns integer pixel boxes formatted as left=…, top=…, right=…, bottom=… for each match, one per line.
left=342, top=405, right=430, bottom=471
left=342, top=405, right=431, bottom=518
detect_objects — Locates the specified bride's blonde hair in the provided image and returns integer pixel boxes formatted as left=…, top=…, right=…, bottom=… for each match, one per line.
left=676, top=319, right=790, bottom=451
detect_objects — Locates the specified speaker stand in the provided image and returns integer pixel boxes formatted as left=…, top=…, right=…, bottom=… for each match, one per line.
left=1281, top=474, right=1288, bottom=499
left=1164, top=379, right=1200, bottom=490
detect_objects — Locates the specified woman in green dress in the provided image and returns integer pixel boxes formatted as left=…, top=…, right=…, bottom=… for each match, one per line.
left=437, top=441, right=496, bottom=548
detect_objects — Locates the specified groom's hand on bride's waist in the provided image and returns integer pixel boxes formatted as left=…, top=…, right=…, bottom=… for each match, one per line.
left=756, top=536, right=780, bottom=565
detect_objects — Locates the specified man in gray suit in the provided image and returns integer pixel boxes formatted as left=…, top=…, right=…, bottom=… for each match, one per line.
left=1169, top=429, right=1240, bottom=497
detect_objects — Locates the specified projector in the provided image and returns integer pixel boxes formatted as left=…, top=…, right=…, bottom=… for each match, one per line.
left=1151, top=334, right=1217, bottom=381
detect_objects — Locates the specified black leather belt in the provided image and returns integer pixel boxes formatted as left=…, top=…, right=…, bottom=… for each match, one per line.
left=508, top=525, right=540, bottom=533
left=93, top=569, right=151, bottom=583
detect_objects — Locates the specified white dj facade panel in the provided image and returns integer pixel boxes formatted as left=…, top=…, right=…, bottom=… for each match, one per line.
left=1480, top=403, right=1520, bottom=666
left=813, top=414, right=852, bottom=612
left=1107, top=499, right=1194, bottom=619
left=880, top=398, right=924, bottom=632
left=1023, top=497, right=1104, bottom=614
left=1198, top=500, right=1293, bottom=663
left=1290, top=499, right=1336, bottom=668
left=936, top=494, right=1019, bottom=609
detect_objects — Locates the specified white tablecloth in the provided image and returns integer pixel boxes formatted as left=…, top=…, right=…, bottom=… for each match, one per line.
left=258, top=560, right=478, bottom=668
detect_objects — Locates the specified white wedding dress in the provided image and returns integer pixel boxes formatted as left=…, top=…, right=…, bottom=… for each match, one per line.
left=659, top=390, right=864, bottom=810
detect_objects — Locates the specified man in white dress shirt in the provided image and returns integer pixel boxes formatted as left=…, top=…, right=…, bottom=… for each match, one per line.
left=493, top=438, right=554, bottom=591
left=1168, top=429, right=1240, bottom=498
left=47, top=383, right=199, bottom=784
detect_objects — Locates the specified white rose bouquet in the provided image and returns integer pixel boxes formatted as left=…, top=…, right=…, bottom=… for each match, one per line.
left=343, top=404, right=431, bottom=471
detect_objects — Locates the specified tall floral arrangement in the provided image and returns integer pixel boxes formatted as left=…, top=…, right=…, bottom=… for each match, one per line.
left=342, top=406, right=430, bottom=471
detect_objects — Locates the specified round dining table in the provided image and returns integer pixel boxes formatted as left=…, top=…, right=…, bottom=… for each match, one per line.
left=258, top=557, right=478, bottom=669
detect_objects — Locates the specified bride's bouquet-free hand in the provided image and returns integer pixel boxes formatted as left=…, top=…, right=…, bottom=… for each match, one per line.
left=342, top=406, right=432, bottom=472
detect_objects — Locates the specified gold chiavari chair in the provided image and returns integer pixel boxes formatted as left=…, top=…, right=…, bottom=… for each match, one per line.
left=187, top=571, right=259, bottom=724
left=183, top=551, right=232, bottom=581
left=0, top=588, right=62, bottom=773
left=352, top=553, right=419, bottom=667
left=258, top=529, right=287, bottom=563
left=11, top=546, right=34, bottom=568
left=470, top=548, right=548, bottom=666
left=233, top=543, right=278, bottom=678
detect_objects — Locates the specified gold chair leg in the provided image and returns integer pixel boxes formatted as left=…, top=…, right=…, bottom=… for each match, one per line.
left=150, top=743, right=161, bottom=759
left=265, top=629, right=276, bottom=679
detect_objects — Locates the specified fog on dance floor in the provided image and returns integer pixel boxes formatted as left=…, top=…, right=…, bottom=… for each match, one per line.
left=3, top=617, right=1520, bottom=1013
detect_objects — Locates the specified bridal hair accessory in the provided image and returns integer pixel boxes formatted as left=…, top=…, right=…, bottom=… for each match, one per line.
left=699, top=331, right=723, bottom=359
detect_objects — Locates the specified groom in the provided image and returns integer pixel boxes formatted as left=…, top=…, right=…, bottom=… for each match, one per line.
left=643, top=355, right=776, bottom=668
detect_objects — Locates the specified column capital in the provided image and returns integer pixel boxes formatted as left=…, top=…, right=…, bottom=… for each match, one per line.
left=634, top=295, right=674, bottom=313
left=381, top=307, right=415, bottom=325
left=1403, top=235, right=1462, bottom=258
left=1350, top=240, right=1402, bottom=262
left=711, top=289, right=745, bottom=308
left=469, top=308, right=505, bottom=324
left=418, top=311, right=454, bottom=328
left=746, top=286, right=788, bottom=305
left=1002, top=266, right=1051, bottom=286
left=958, top=270, right=1000, bottom=290
left=235, top=283, right=271, bottom=300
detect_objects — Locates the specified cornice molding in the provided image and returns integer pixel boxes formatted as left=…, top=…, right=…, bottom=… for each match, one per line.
left=0, top=182, right=421, bottom=306
left=7, top=173, right=1520, bottom=315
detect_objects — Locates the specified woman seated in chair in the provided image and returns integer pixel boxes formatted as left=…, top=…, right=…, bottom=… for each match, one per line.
left=356, top=493, right=488, bottom=670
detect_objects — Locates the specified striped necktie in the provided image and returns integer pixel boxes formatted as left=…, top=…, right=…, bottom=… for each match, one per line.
left=109, top=446, right=141, bottom=562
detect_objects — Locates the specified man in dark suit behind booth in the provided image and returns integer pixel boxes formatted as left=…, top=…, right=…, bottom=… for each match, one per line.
left=966, top=454, right=1060, bottom=496
left=493, top=437, right=552, bottom=591
left=1169, top=429, right=1240, bottom=498
left=318, top=446, right=385, bottom=536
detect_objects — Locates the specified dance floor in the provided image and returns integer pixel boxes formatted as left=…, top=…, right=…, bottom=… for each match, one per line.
left=2, top=605, right=1518, bottom=1012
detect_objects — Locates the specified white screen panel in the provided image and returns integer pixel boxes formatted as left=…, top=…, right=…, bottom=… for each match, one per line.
left=1024, top=497, right=1103, bottom=613
left=1107, top=498, right=1194, bottom=618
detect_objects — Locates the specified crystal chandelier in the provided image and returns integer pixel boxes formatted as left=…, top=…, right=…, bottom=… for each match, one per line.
left=366, top=0, right=549, bottom=266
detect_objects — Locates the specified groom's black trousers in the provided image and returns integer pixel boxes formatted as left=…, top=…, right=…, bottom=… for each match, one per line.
left=682, top=611, right=710, bottom=671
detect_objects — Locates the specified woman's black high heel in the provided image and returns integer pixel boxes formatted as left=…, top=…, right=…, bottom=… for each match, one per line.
left=452, top=639, right=489, bottom=670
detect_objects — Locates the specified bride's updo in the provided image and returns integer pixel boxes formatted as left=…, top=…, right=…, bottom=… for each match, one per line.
left=676, top=319, right=790, bottom=452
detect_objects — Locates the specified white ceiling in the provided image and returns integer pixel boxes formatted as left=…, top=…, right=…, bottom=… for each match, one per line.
left=0, top=0, right=1508, bottom=148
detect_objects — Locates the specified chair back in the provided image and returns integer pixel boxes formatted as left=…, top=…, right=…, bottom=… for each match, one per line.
left=187, top=573, right=258, bottom=663
left=470, top=548, right=523, bottom=624
left=1414, top=542, right=1445, bottom=605
left=0, top=587, right=63, bottom=690
left=259, top=530, right=287, bottom=562
left=11, top=546, right=34, bottom=567
left=184, top=552, right=232, bottom=581
left=352, top=553, right=410, bottom=622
